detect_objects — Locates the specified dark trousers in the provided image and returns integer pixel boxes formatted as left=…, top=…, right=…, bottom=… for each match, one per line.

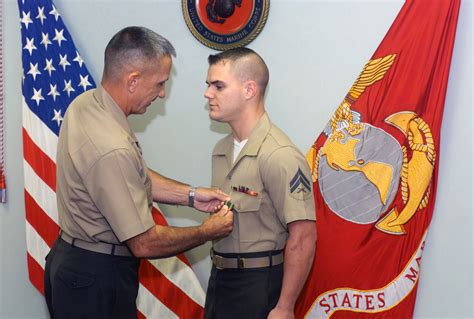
left=44, top=238, right=140, bottom=319
left=204, top=261, right=283, bottom=319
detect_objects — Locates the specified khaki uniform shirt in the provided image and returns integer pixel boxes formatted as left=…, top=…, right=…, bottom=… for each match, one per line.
left=56, top=86, right=155, bottom=244
left=212, top=113, right=316, bottom=253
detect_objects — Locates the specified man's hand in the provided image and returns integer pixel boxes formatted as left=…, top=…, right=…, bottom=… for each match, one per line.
left=127, top=205, right=233, bottom=259
left=194, top=187, right=230, bottom=212
left=200, top=206, right=233, bottom=240
left=267, top=307, right=294, bottom=319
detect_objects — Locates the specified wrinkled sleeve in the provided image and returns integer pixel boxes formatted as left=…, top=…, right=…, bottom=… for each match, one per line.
left=260, top=147, right=316, bottom=225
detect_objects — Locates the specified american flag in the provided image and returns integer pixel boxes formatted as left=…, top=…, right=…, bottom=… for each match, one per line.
left=18, top=0, right=205, bottom=317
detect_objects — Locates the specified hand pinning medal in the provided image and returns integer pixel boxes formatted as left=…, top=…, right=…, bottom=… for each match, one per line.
left=224, top=200, right=239, bottom=214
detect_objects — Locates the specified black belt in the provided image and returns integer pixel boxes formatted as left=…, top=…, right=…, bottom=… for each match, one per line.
left=211, top=249, right=283, bottom=270
left=60, top=231, right=133, bottom=257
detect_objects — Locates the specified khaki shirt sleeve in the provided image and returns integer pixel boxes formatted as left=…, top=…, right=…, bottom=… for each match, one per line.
left=261, top=147, right=316, bottom=225
left=83, top=149, right=155, bottom=242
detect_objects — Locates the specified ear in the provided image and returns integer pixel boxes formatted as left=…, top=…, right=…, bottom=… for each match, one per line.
left=127, top=71, right=140, bottom=93
left=243, top=80, right=258, bottom=100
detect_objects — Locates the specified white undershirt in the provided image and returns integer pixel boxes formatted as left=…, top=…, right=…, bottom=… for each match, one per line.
left=233, top=138, right=248, bottom=163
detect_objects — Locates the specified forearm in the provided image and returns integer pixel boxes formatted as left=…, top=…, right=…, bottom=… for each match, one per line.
left=148, top=169, right=190, bottom=205
left=148, top=169, right=229, bottom=213
left=127, top=224, right=209, bottom=259
left=276, top=221, right=316, bottom=312
left=126, top=207, right=234, bottom=259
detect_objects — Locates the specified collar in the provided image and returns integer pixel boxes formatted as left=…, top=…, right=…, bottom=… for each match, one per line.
left=93, top=85, right=136, bottom=140
left=213, top=112, right=272, bottom=165
left=240, top=112, right=272, bottom=157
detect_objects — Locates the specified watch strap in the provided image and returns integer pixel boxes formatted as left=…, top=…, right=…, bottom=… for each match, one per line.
left=188, top=186, right=196, bottom=207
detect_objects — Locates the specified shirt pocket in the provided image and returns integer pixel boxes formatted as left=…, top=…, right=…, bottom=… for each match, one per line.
left=231, top=191, right=262, bottom=242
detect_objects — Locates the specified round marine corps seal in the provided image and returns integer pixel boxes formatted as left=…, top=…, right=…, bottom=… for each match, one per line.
left=182, top=0, right=269, bottom=50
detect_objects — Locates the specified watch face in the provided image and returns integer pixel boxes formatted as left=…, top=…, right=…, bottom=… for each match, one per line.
left=182, top=0, right=270, bottom=50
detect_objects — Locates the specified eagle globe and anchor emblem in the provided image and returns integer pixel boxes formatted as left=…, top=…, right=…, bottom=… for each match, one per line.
left=307, top=54, right=436, bottom=235
left=182, top=0, right=270, bottom=50
left=206, top=0, right=242, bottom=24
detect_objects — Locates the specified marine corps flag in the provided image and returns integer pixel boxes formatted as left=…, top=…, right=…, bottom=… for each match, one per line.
left=296, top=1, right=460, bottom=318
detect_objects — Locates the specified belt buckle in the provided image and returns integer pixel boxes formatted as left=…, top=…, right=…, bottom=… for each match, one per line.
left=213, top=255, right=224, bottom=270
left=238, top=257, right=245, bottom=269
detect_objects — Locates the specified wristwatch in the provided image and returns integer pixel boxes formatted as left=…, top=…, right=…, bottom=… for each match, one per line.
left=188, top=186, right=196, bottom=207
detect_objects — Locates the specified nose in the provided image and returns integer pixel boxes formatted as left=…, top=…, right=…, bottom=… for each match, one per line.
left=204, top=87, right=212, bottom=99
left=158, top=86, right=166, bottom=98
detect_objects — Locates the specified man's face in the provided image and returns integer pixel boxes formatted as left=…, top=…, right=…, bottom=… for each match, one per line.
left=204, top=60, right=245, bottom=123
left=131, top=55, right=172, bottom=115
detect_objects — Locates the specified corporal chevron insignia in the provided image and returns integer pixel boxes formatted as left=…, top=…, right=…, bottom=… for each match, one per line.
left=290, top=168, right=312, bottom=199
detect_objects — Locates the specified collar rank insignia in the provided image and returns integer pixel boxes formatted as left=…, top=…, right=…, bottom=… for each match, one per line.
left=290, top=168, right=312, bottom=198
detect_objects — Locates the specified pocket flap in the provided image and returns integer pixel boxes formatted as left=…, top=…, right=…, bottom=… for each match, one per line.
left=232, top=191, right=262, bottom=213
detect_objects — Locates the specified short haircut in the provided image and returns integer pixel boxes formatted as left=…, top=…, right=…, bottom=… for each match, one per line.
left=103, top=26, right=176, bottom=80
left=208, top=47, right=269, bottom=96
